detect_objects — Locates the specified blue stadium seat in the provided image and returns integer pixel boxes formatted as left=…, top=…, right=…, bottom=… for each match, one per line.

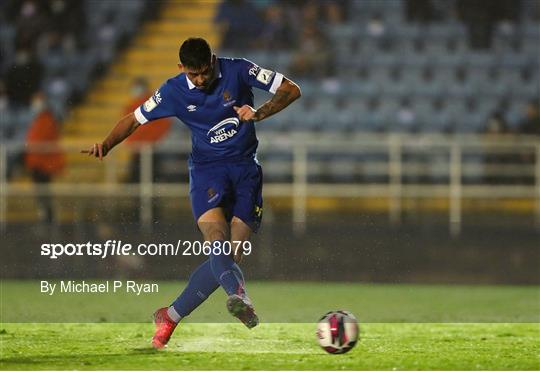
left=380, top=79, right=409, bottom=99
left=328, top=154, right=358, bottom=182
left=432, top=51, right=467, bottom=68
left=446, top=79, right=474, bottom=99
left=343, top=80, right=380, bottom=100
left=358, top=109, right=386, bottom=133
left=465, top=52, right=496, bottom=69
left=422, top=110, right=453, bottom=133
left=522, top=22, right=540, bottom=39
left=401, top=52, right=432, bottom=69
left=511, top=78, right=540, bottom=99
left=370, top=53, right=399, bottom=69
left=426, top=23, right=465, bottom=41
left=412, top=79, right=445, bottom=98
left=498, top=53, right=531, bottom=69
left=452, top=110, right=487, bottom=133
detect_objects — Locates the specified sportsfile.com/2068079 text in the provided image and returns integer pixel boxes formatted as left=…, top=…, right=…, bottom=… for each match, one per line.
left=40, top=240, right=252, bottom=259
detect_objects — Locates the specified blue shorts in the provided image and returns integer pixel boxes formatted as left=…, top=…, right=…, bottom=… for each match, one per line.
left=189, top=159, right=263, bottom=232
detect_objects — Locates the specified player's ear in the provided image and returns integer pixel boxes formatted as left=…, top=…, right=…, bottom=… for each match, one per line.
left=178, top=63, right=183, bottom=72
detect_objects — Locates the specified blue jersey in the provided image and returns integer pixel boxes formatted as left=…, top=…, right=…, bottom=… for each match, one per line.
left=134, top=57, right=284, bottom=164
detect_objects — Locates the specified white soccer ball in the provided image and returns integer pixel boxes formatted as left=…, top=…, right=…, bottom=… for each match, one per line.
left=316, top=310, right=359, bottom=354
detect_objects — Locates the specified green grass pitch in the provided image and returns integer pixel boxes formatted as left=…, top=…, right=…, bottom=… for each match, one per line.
left=1, top=281, right=539, bottom=370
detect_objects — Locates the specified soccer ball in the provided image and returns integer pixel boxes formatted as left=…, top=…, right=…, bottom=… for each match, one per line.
left=316, top=310, right=359, bottom=354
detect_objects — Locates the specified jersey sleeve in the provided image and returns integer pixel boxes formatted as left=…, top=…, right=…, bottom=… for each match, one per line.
left=239, top=58, right=284, bottom=94
left=133, top=83, right=176, bottom=125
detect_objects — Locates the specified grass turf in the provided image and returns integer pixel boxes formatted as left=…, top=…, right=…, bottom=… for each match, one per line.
left=2, top=281, right=539, bottom=323
left=1, top=281, right=539, bottom=370
left=1, top=323, right=539, bottom=370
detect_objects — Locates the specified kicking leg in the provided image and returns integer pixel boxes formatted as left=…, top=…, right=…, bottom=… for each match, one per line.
left=224, top=216, right=258, bottom=328
left=152, top=208, right=226, bottom=349
left=199, top=208, right=246, bottom=297
left=230, top=216, right=252, bottom=264
left=200, top=209, right=258, bottom=328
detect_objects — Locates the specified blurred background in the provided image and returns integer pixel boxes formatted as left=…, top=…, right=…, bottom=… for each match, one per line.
left=1, top=0, right=539, bottom=284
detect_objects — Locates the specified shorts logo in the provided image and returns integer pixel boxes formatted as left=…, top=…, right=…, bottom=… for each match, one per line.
left=254, top=205, right=263, bottom=218
left=207, top=188, right=219, bottom=203
left=207, top=117, right=240, bottom=144
left=256, top=68, right=275, bottom=85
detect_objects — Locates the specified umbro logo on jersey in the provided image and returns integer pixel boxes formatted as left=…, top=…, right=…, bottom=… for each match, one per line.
left=187, top=105, right=197, bottom=112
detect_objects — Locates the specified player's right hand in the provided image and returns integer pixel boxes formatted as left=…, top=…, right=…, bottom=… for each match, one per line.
left=82, top=143, right=108, bottom=160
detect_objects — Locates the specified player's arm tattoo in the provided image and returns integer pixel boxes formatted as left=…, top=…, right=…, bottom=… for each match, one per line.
left=254, top=79, right=301, bottom=122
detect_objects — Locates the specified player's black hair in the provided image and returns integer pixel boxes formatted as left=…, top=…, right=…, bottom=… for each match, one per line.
left=179, top=38, right=212, bottom=70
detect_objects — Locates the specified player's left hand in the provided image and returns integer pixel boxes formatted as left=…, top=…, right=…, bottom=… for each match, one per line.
left=233, top=105, right=257, bottom=121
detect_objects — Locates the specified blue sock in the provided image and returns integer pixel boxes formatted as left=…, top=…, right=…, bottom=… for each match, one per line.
left=171, top=259, right=219, bottom=318
left=209, top=240, right=246, bottom=296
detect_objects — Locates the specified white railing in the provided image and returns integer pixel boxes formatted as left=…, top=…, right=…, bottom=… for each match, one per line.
left=1, top=133, right=539, bottom=235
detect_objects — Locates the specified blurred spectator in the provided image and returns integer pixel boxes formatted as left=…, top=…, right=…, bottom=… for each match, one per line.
left=14, top=0, right=48, bottom=50
left=124, top=77, right=172, bottom=182
left=457, top=0, right=521, bottom=49
left=25, top=92, right=65, bottom=223
left=257, top=4, right=292, bottom=49
left=485, top=110, right=508, bottom=135
left=300, top=1, right=321, bottom=25
left=483, top=109, right=511, bottom=184
left=289, top=24, right=330, bottom=78
left=366, top=14, right=387, bottom=38
left=95, top=14, right=118, bottom=66
left=0, top=81, right=7, bottom=119
left=321, top=1, right=346, bottom=24
left=215, top=0, right=262, bottom=50
left=47, top=0, right=85, bottom=45
left=396, top=99, right=417, bottom=132
left=5, top=48, right=43, bottom=106
left=518, top=100, right=540, bottom=135
left=0, top=81, right=9, bottom=140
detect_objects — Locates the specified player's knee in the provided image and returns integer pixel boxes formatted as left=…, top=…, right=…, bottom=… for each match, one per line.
left=199, top=221, right=229, bottom=242
left=205, top=229, right=228, bottom=242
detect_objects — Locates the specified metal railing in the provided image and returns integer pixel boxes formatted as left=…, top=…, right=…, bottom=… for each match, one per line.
left=1, top=133, right=539, bottom=235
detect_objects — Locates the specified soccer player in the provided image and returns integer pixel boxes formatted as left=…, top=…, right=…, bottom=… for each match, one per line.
left=84, top=38, right=301, bottom=348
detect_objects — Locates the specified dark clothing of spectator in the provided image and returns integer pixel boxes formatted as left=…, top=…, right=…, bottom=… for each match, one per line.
left=457, top=0, right=521, bottom=49
left=258, top=5, right=292, bottom=50
left=25, top=107, right=65, bottom=223
left=47, top=0, right=85, bottom=46
left=406, top=0, right=434, bottom=23
left=14, top=1, right=49, bottom=50
left=6, top=52, right=43, bottom=106
left=519, top=114, right=540, bottom=135
left=215, top=0, right=263, bottom=50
